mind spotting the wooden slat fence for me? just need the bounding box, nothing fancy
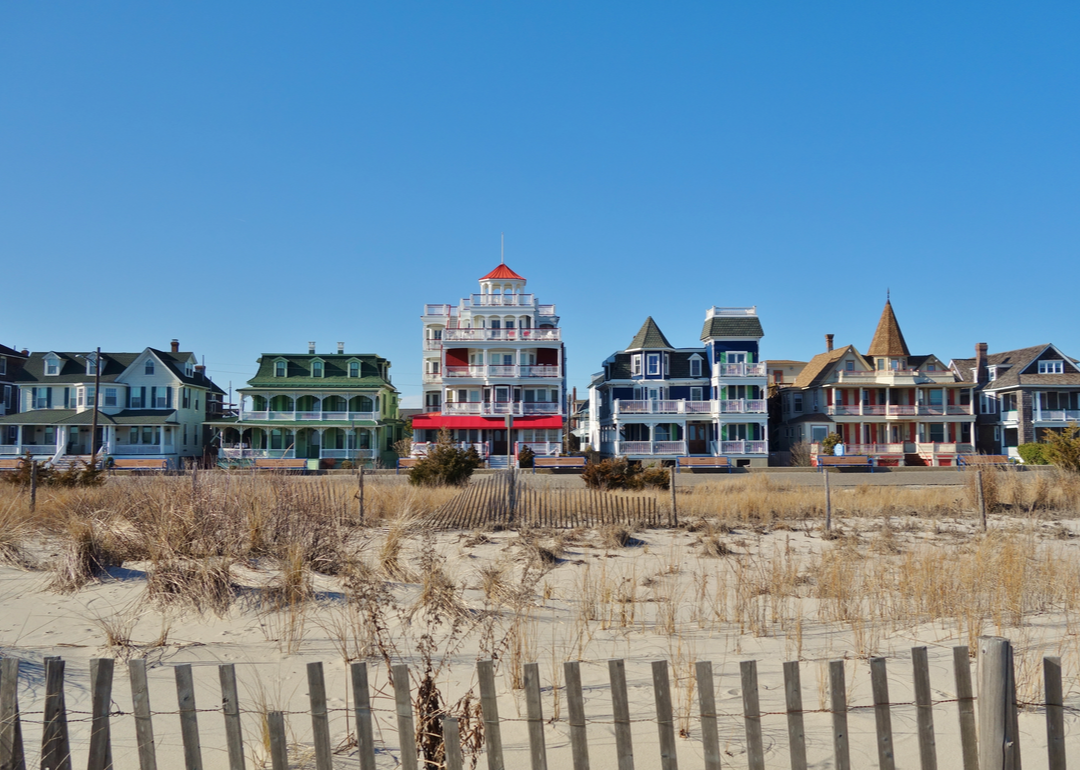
[426,472,667,530]
[0,636,1065,770]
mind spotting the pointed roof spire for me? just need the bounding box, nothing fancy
[480,263,525,280]
[627,317,674,351]
[867,297,911,357]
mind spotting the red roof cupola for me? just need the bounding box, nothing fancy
[480,263,525,281]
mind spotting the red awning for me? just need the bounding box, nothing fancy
[412,413,562,429]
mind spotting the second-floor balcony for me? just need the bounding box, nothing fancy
[612,399,766,416]
[826,404,973,417]
[238,410,379,422]
[444,365,561,379]
[442,328,561,342]
[716,363,767,378]
[442,402,562,416]
[1035,409,1080,422]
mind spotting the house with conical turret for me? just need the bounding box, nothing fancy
[775,298,976,466]
[588,306,768,466]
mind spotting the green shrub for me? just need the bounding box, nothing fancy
[1045,423,1080,474]
[582,458,669,491]
[409,431,483,487]
[1017,443,1051,465]
[819,432,842,457]
[2,452,103,487]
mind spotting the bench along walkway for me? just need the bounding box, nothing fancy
[958,454,1013,468]
[675,456,732,473]
[0,636,1056,770]
[110,459,168,473]
[532,456,586,473]
[817,455,875,471]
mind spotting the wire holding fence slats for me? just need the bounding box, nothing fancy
[0,637,1071,770]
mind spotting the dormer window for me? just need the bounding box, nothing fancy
[185,362,194,377]
[86,354,98,376]
[989,366,998,381]
[690,358,702,377]
[845,361,854,371]
[145,360,155,376]
[927,363,936,371]
[45,356,60,376]
[1039,360,1064,374]
[275,361,287,377]
[349,361,360,378]
[312,360,324,378]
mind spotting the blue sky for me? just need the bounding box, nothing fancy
[3,2,1078,406]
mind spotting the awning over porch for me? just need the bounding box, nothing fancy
[412,413,563,429]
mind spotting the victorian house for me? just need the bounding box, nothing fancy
[589,306,768,466]
[0,340,223,466]
[208,343,402,468]
[950,342,1080,460]
[414,263,566,467]
[776,299,976,466]
[0,345,29,423]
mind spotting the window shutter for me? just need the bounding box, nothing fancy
[46,388,52,408]
[126,388,131,408]
[64,387,70,408]
[140,386,146,408]
[150,387,157,408]
[166,387,173,408]
[31,387,37,409]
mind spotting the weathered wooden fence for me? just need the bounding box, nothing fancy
[0,637,1066,770]
[426,473,667,530]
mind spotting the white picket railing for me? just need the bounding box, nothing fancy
[220,448,297,459]
[720,440,767,454]
[0,444,57,455]
[442,328,561,342]
[616,440,687,455]
[441,402,561,416]
[515,441,561,457]
[614,400,715,415]
[718,363,767,378]
[238,411,377,422]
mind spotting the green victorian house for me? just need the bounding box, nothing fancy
[209,345,402,468]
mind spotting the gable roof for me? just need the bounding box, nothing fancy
[867,300,911,357]
[480,263,525,281]
[0,344,27,359]
[15,350,218,390]
[700,315,764,340]
[791,345,857,388]
[954,344,1080,389]
[627,317,674,351]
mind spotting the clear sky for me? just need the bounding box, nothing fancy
[3,3,1078,406]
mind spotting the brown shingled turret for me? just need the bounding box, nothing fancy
[867,299,910,358]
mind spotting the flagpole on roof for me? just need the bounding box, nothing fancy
[501,232,505,264]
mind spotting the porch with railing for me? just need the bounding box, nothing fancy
[442,328,561,342]
[411,441,489,458]
[0,444,58,456]
[719,440,768,454]
[1035,409,1080,422]
[515,441,561,457]
[444,365,560,379]
[238,410,378,422]
[442,402,562,416]
[615,440,687,456]
[717,362,767,378]
[827,404,973,416]
[614,399,714,415]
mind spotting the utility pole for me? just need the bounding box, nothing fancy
[89,346,102,469]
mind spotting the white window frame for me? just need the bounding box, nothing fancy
[988,366,997,381]
[45,357,60,376]
[646,354,660,376]
[275,360,287,377]
[349,361,360,378]
[690,358,702,377]
[145,359,155,375]
[980,393,998,414]
[311,360,324,378]
[104,388,118,407]
[631,355,642,376]
[690,386,703,401]
[1039,360,1064,374]
[793,394,803,413]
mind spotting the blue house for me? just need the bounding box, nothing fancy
[588,307,768,466]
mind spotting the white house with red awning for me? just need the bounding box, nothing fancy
[415,262,567,467]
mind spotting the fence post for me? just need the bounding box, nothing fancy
[41,657,68,770]
[443,717,464,770]
[978,637,1020,770]
[29,463,37,514]
[740,660,765,770]
[953,646,979,770]
[782,661,807,770]
[608,659,635,770]
[391,665,418,770]
[358,464,365,522]
[307,663,334,770]
[351,662,377,770]
[694,661,721,770]
[829,660,850,770]
[218,664,245,770]
[1044,656,1065,770]
[651,661,678,770]
[977,470,987,531]
[523,663,548,770]
[824,468,832,531]
[869,657,895,770]
[669,468,677,528]
[129,659,158,770]
[0,658,25,770]
[477,660,505,770]
[87,658,114,770]
[564,661,590,770]
[175,664,204,770]
[911,647,937,770]
[266,712,289,770]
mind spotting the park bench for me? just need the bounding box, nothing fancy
[532,456,587,473]
[818,455,874,471]
[675,457,732,473]
[958,454,1012,469]
[396,457,420,474]
[0,459,25,472]
[254,458,308,473]
[111,458,169,473]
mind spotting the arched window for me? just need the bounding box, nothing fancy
[349,361,360,377]
[312,360,324,377]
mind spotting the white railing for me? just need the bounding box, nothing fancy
[615,399,715,415]
[0,444,58,455]
[423,304,456,316]
[835,370,958,384]
[827,404,973,417]
[412,442,489,458]
[537,304,557,315]
[516,441,561,457]
[445,366,487,378]
[238,411,378,422]
[916,443,975,455]
[442,328,561,342]
[319,449,376,459]
[718,363,767,378]
[519,365,560,378]
[1036,409,1080,422]
[111,445,169,455]
[719,399,768,414]
[220,448,297,460]
[423,339,443,351]
[443,365,560,379]
[466,294,535,307]
[616,441,686,456]
[442,402,562,416]
[720,440,768,454]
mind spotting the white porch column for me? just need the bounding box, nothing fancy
[57,426,66,454]
[317,428,326,458]
[15,425,22,450]
[159,426,167,454]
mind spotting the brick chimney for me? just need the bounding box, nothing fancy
[975,342,989,384]
[20,349,28,356]
[825,334,834,352]
[194,364,206,381]
[170,339,180,353]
